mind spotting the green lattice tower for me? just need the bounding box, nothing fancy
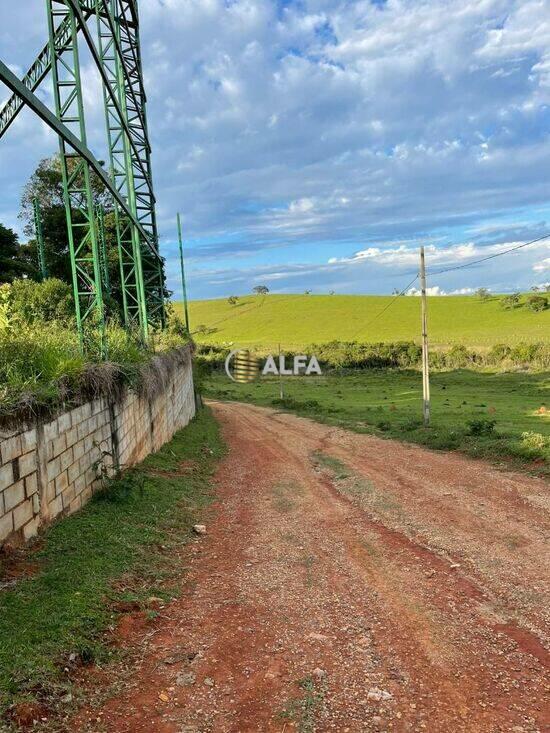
[116,0,166,329]
[33,197,48,280]
[95,0,149,339]
[46,0,106,353]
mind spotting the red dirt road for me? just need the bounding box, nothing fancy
[76,401,549,733]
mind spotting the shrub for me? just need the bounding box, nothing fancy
[466,418,496,436]
[3,278,74,325]
[500,293,521,310]
[520,431,550,451]
[526,295,548,312]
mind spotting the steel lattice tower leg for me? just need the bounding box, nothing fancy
[33,197,48,280]
[95,0,149,339]
[116,0,166,328]
[46,0,106,353]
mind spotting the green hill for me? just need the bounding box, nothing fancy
[175,293,550,349]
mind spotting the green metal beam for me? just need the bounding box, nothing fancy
[176,212,190,332]
[0,60,162,264]
[95,0,149,339]
[33,198,48,280]
[94,203,110,295]
[46,0,105,352]
[0,0,135,139]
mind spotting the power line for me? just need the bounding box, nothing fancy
[427,233,550,277]
[347,273,419,341]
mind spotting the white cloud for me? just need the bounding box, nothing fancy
[1,0,549,298]
[533,257,550,272]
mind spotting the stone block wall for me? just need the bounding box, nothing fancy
[0,347,195,545]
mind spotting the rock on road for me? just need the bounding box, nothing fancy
[77,401,549,733]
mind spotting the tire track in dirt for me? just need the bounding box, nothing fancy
[72,401,549,733]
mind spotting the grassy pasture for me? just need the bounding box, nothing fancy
[178,293,550,349]
[203,370,550,470]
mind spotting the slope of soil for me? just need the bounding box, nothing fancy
[73,401,549,733]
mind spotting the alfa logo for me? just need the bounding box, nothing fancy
[225,349,322,383]
[225,349,261,383]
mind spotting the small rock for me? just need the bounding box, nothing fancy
[204,677,215,687]
[158,691,170,702]
[367,687,392,702]
[307,632,329,642]
[176,672,196,686]
[312,667,327,679]
[450,563,461,570]
[193,524,207,535]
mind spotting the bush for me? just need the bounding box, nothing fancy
[1,278,74,326]
[466,418,496,436]
[520,431,550,452]
[500,293,521,310]
[526,295,548,312]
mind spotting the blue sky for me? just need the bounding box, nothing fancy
[1,0,549,300]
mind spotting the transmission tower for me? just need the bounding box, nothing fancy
[0,0,166,348]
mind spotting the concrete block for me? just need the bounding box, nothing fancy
[24,472,38,498]
[1,434,22,464]
[57,412,72,433]
[68,495,82,515]
[55,471,68,496]
[43,419,58,442]
[3,480,25,512]
[68,460,81,485]
[21,428,37,453]
[47,456,61,482]
[45,480,56,504]
[0,512,14,541]
[47,495,63,519]
[50,434,66,460]
[22,515,40,541]
[65,427,78,447]
[73,440,85,461]
[0,462,13,491]
[19,451,37,478]
[60,447,73,473]
[13,499,33,531]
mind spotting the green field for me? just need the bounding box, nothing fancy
[202,370,550,470]
[177,294,550,349]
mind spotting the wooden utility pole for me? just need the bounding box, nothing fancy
[278,343,284,400]
[420,247,431,426]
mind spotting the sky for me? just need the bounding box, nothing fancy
[1,0,549,300]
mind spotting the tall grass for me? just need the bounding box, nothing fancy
[0,279,191,421]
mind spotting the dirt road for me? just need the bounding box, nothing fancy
[77,401,549,733]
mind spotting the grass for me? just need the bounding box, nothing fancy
[203,370,550,470]
[179,293,550,349]
[0,407,224,722]
[279,675,327,733]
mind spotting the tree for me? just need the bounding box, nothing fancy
[476,287,490,301]
[304,289,312,295]
[227,295,239,306]
[19,155,112,285]
[500,293,521,310]
[252,285,269,295]
[329,290,335,295]
[526,294,548,312]
[18,155,170,319]
[0,224,33,283]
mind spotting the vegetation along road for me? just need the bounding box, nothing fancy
[71,401,548,733]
